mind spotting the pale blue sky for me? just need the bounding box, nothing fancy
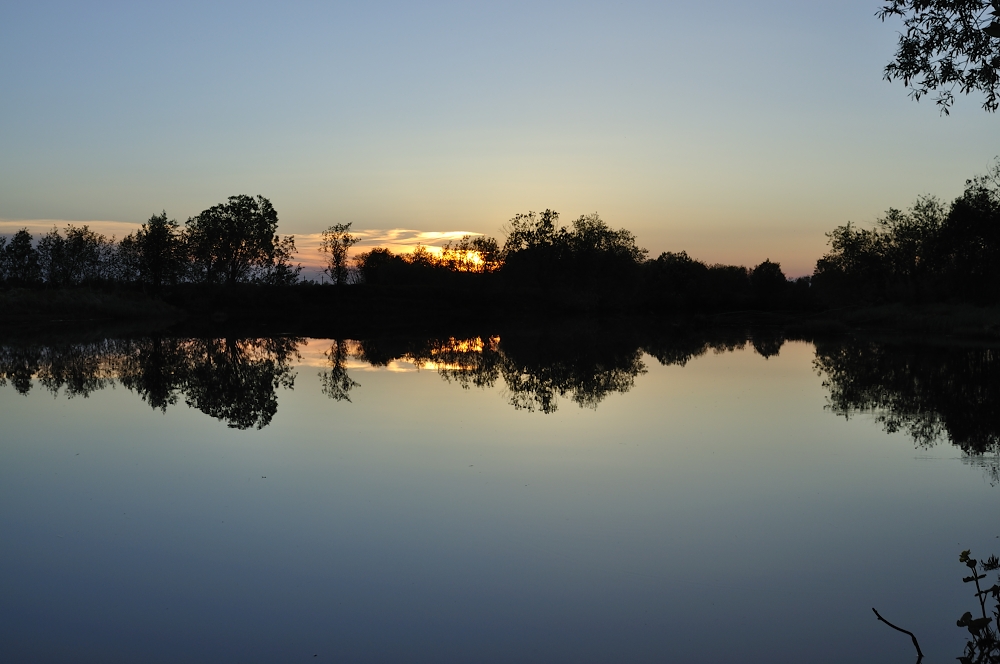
[1,0,995,275]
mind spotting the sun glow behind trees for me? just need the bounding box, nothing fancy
[0,222,493,281]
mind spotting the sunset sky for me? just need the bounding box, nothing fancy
[1,0,995,277]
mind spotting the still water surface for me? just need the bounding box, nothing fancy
[1,331,997,663]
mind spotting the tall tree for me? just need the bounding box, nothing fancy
[185,195,294,285]
[318,223,358,285]
[879,0,1000,113]
[126,211,184,291]
[2,230,41,285]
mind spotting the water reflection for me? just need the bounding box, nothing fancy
[319,338,360,402]
[5,330,1000,460]
[814,339,1000,455]
[353,333,650,413]
[0,337,301,429]
[1,329,774,424]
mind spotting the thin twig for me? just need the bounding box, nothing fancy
[873,607,924,661]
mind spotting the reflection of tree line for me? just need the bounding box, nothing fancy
[814,339,1000,459]
[332,328,785,414]
[6,332,1000,453]
[344,334,648,413]
[0,329,786,425]
[0,337,300,430]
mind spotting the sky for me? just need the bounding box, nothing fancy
[0,0,996,277]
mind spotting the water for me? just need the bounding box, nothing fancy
[1,330,997,663]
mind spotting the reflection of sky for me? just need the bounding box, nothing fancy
[0,340,991,662]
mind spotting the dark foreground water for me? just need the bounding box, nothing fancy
[1,329,998,663]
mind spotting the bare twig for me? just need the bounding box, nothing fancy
[873,607,924,662]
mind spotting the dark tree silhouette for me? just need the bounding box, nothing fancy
[185,195,299,285]
[319,223,358,285]
[353,247,403,285]
[0,229,41,285]
[499,210,647,293]
[750,260,788,298]
[879,0,1000,113]
[120,212,185,292]
[36,225,116,287]
[813,161,1000,304]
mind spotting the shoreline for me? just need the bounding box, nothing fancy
[2,285,1000,343]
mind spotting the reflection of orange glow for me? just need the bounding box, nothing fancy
[296,337,500,373]
[429,336,500,355]
[419,361,476,371]
[420,336,501,372]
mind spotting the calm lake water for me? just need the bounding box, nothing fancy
[1,329,998,663]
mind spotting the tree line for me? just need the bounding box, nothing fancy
[813,160,1000,305]
[2,160,998,313]
[0,195,299,291]
[0,200,807,313]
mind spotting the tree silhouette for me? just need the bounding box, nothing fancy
[499,210,647,295]
[185,195,298,285]
[34,225,115,287]
[879,0,1000,113]
[319,223,359,285]
[120,212,185,291]
[750,259,788,303]
[813,161,1000,304]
